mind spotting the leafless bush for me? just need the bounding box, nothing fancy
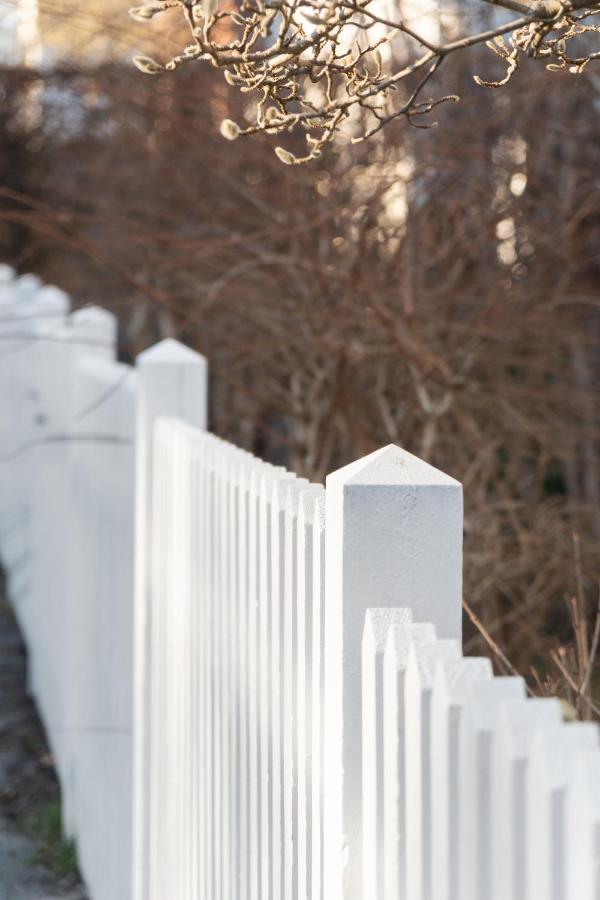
[0,50,598,703]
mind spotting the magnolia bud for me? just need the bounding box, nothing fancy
[129,5,163,21]
[275,147,296,165]
[132,55,165,74]
[220,119,241,140]
[203,0,219,19]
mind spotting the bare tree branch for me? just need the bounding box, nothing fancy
[129,0,600,160]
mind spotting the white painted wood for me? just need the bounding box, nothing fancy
[213,439,226,900]
[310,492,326,900]
[70,305,116,358]
[382,622,436,900]
[405,639,461,900]
[132,339,207,900]
[526,723,599,900]
[261,470,296,900]
[27,308,110,763]
[225,446,244,900]
[296,486,325,900]
[430,656,492,900]
[0,262,14,283]
[459,677,527,900]
[266,473,288,900]
[324,445,463,900]
[186,431,202,900]
[362,608,412,900]
[248,462,266,900]
[15,272,42,300]
[491,697,563,900]
[198,433,217,900]
[62,352,136,900]
[225,450,252,898]
[8,298,136,900]
[0,286,71,612]
[283,479,309,900]
[235,447,258,898]
[567,747,600,900]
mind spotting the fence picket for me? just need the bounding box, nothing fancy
[382,622,436,900]
[526,723,599,900]
[362,608,412,900]
[296,486,325,900]
[430,657,492,900]
[283,480,310,900]
[405,639,461,900]
[310,493,326,900]
[567,747,600,900]
[491,697,562,900]
[459,677,527,900]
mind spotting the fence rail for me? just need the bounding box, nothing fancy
[0,267,598,900]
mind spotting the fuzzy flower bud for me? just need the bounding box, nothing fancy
[220,119,241,140]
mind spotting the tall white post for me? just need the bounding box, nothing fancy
[324,444,463,900]
[132,338,207,900]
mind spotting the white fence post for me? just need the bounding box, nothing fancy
[324,444,463,900]
[1,282,71,609]
[27,306,114,786]
[64,353,135,900]
[132,339,207,900]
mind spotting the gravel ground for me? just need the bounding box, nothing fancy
[0,587,88,900]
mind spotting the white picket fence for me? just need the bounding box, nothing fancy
[0,267,598,900]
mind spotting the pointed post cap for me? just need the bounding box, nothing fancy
[0,263,15,283]
[433,656,492,706]
[36,284,71,316]
[363,608,413,656]
[327,444,461,489]
[16,273,42,301]
[137,337,206,367]
[71,305,116,345]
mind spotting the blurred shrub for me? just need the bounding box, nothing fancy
[0,52,598,684]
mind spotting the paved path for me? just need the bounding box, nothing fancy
[0,588,88,900]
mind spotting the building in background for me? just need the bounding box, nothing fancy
[0,0,42,66]
[0,0,173,67]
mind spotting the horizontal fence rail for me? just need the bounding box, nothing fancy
[0,266,598,900]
